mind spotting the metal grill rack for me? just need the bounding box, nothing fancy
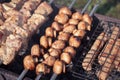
[72,15,120,80]
[0,0,120,80]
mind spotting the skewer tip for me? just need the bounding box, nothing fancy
[35,72,43,80]
[17,69,28,80]
[49,0,54,5]
[50,73,58,80]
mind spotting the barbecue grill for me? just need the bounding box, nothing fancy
[0,0,120,80]
[72,17,120,80]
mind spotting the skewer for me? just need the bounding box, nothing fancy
[17,69,28,80]
[50,0,101,80]
[50,73,58,80]
[49,0,54,4]
[49,1,94,80]
[35,0,78,80]
[68,0,77,9]
[89,0,101,17]
[35,72,43,80]
[18,44,41,80]
[81,0,92,14]
[0,60,3,66]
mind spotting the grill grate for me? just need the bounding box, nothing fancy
[72,17,120,80]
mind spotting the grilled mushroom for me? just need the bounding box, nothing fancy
[36,63,50,75]
[68,18,79,25]
[52,40,65,50]
[40,36,48,49]
[77,21,86,30]
[72,12,82,20]
[23,55,35,70]
[43,53,50,60]
[63,24,76,33]
[60,52,72,64]
[43,56,56,67]
[51,22,63,31]
[69,36,81,48]
[82,13,92,25]
[31,44,40,57]
[58,31,70,41]
[48,37,52,47]
[49,48,61,58]
[45,27,54,37]
[55,13,69,24]
[53,60,65,74]
[59,6,72,16]
[64,46,76,57]
[73,29,86,38]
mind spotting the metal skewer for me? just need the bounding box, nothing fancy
[35,72,43,80]
[89,0,101,16]
[0,60,3,66]
[68,0,77,9]
[17,69,28,80]
[50,73,58,80]
[81,0,92,14]
[49,0,54,4]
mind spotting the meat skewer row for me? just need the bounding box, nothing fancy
[0,0,42,65]
[17,0,54,79]
[0,1,53,65]
[97,38,120,80]
[98,27,120,65]
[82,32,108,71]
[17,44,42,80]
[50,3,100,80]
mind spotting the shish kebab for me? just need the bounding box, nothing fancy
[0,0,53,65]
[37,0,92,79]
[36,0,95,79]
[50,2,100,80]
[17,0,54,80]
[0,0,42,65]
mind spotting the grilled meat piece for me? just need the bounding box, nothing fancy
[97,38,120,80]
[82,32,108,71]
[98,27,119,65]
